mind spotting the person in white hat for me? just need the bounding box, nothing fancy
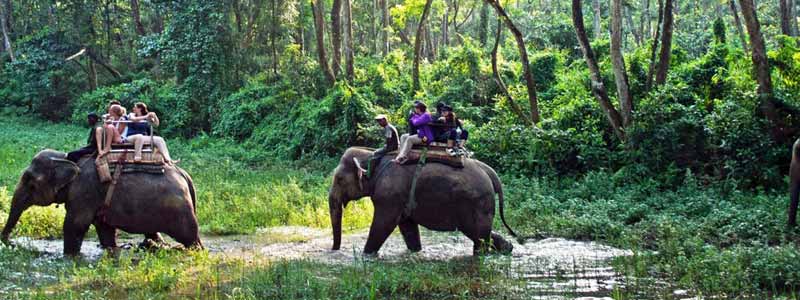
[374,114,399,158]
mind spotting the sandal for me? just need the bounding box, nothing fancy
[392,157,407,164]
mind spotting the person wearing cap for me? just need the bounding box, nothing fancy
[373,114,400,157]
[439,105,469,156]
[394,101,434,164]
[67,112,101,162]
[407,100,422,135]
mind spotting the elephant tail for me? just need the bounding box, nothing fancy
[177,167,198,214]
[479,162,518,238]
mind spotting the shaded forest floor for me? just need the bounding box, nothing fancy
[2,115,800,299]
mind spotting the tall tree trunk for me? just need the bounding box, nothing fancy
[382,0,390,55]
[781,0,795,36]
[130,0,146,36]
[487,0,540,124]
[298,0,306,54]
[312,0,336,84]
[592,0,602,39]
[740,0,787,139]
[792,0,799,35]
[344,0,354,79]
[625,4,641,45]
[478,1,489,46]
[441,6,449,49]
[412,0,434,92]
[642,0,651,40]
[654,0,673,86]
[331,0,342,75]
[611,0,633,127]
[426,23,436,60]
[372,0,379,54]
[0,0,13,62]
[645,0,663,91]
[729,0,749,51]
[491,18,530,126]
[2,0,10,36]
[271,0,280,76]
[572,0,625,140]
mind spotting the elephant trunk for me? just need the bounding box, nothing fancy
[2,190,30,244]
[329,194,343,251]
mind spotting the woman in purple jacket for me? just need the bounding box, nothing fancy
[394,101,434,164]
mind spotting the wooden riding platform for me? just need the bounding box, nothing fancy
[392,142,465,168]
[108,143,165,165]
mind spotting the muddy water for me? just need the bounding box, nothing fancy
[10,227,670,299]
[205,228,634,298]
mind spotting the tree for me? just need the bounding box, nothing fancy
[572,0,625,140]
[312,0,335,84]
[344,0,354,79]
[331,0,342,75]
[478,1,489,46]
[0,0,13,62]
[740,0,788,140]
[729,0,748,51]
[486,0,540,124]
[611,0,633,126]
[592,0,602,39]
[654,0,673,86]
[131,0,146,36]
[412,0,434,92]
[780,0,796,36]
[382,0,390,55]
[490,17,530,126]
[645,0,663,91]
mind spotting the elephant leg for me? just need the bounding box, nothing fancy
[166,213,203,250]
[462,215,493,256]
[363,211,399,255]
[63,213,93,256]
[491,232,513,254]
[94,221,118,249]
[398,219,422,252]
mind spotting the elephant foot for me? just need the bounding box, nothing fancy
[362,251,380,259]
[491,233,514,255]
[139,238,169,251]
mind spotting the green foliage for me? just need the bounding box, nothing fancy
[0,28,82,121]
[158,0,235,135]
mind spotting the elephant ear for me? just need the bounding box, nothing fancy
[50,157,80,192]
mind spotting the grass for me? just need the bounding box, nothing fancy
[0,245,524,300]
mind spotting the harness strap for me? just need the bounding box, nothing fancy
[404,147,428,217]
[99,155,126,222]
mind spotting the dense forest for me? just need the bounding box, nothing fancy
[2,0,800,298]
[0,0,798,187]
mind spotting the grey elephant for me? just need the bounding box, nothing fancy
[329,147,516,255]
[1,150,202,256]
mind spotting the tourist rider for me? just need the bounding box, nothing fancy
[439,105,469,156]
[124,102,178,165]
[394,101,434,164]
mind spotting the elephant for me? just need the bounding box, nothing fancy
[328,147,517,255]
[790,139,800,227]
[1,149,203,256]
